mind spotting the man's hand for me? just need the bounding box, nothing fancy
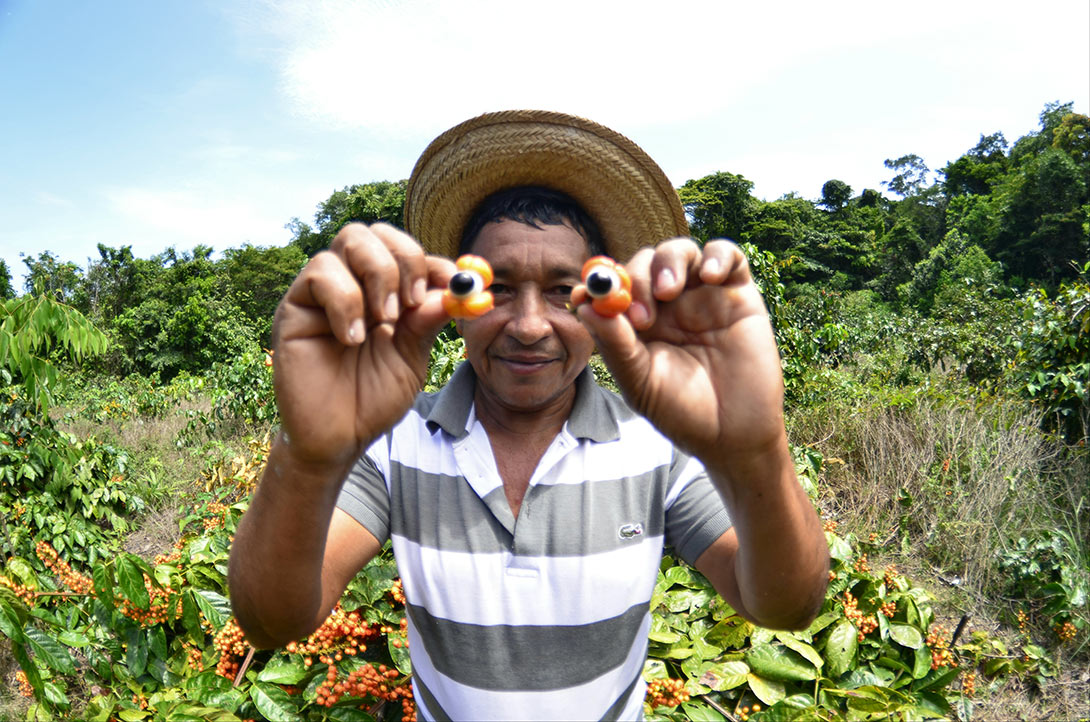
[573,238,783,467]
[574,238,829,629]
[273,223,456,469]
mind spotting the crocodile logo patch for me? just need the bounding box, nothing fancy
[618,522,644,540]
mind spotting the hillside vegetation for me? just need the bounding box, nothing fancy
[1,102,1087,721]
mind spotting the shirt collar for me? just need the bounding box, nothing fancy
[424,361,622,442]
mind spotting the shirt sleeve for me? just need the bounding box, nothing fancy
[663,450,732,565]
[336,436,392,544]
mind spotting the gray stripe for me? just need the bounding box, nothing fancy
[665,473,732,564]
[412,675,451,722]
[407,601,649,691]
[388,460,670,556]
[336,451,392,543]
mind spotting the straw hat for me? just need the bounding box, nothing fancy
[404,110,688,262]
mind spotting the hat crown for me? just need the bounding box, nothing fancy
[405,110,687,262]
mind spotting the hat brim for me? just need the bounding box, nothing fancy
[404,110,688,262]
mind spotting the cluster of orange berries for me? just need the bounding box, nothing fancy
[315,661,415,720]
[735,703,762,720]
[287,605,381,663]
[390,579,406,605]
[379,619,410,649]
[118,575,179,627]
[0,573,36,605]
[182,641,204,672]
[822,519,838,533]
[35,541,93,594]
[15,670,33,698]
[1016,610,1029,634]
[926,625,957,670]
[1055,621,1077,643]
[645,677,689,708]
[880,600,898,618]
[213,617,250,680]
[131,692,149,710]
[883,564,900,590]
[961,671,977,697]
[853,554,871,574]
[842,591,878,642]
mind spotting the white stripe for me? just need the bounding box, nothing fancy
[408,612,650,721]
[392,534,663,627]
[537,417,675,486]
[665,454,707,508]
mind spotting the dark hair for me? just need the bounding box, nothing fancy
[459,186,606,257]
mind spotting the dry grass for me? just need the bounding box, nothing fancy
[789,388,1090,722]
[791,393,1076,598]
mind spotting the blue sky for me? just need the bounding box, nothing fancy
[2,0,1088,292]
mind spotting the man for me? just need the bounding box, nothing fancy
[229,110,829,720]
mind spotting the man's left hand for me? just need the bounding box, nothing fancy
[573,238,784,468]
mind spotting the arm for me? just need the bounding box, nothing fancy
[574,239,828,629]
[229,223,455,648]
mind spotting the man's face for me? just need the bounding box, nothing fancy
[458,219,595,419]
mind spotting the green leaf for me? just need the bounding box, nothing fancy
[126,625,148,678]
[825,618,859,678]
[745,643,818,682]
[696,660,750,691]
[118,709,149,721]
[328,708,376,722]
[0,599,27,643]
[117,556,150,610]
[746,672,786,705]
[777,634,824,670]
[192,590,232,629]
[679,700,726,721]
[148,625,168,660]
[388,635,412,674]
[250,682,303,722]
[42,680,70,707]
[24,627,76,674]
[256,656,309,685]
[888,623,924,649]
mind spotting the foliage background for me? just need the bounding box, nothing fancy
[1,102,1088,721]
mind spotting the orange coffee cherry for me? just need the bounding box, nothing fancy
[443,255,494,319]
[579,256,631,317]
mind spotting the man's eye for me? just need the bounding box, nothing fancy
[488,284,513,297]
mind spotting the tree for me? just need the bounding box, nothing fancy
[882,154,931,198]
[820,180,853,212]
[0,259,14,300]
[677,171,758,242]
[290,180,408,257]
[21,252,81,303]
[942,133,1009,197]
[221,243,307,342]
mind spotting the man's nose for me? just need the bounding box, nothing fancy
[506,290,552,345]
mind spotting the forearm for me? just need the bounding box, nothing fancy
[228,433,354,648]
[704,433,829,629]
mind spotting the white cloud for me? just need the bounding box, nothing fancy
[105,186,292,250]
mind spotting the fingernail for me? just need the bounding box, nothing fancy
[628,302,650,327]
[658,268,676,290]
[385,293,399,321]
[412,278,427,306]
[703,258,721,276]
[348,319,364,343]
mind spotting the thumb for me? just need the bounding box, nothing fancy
[575,302,649,394]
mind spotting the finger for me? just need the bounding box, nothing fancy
[575,301,649,394]
[649,238,702,302]
[280,250,366,346]
[331,223,401,324]
[700,239,752,287]
[370,223,430,308]
[623,247,656,330]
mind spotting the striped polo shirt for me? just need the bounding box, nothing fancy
[337,363,732,721]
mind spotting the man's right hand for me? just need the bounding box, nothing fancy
[272,222,456,470]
